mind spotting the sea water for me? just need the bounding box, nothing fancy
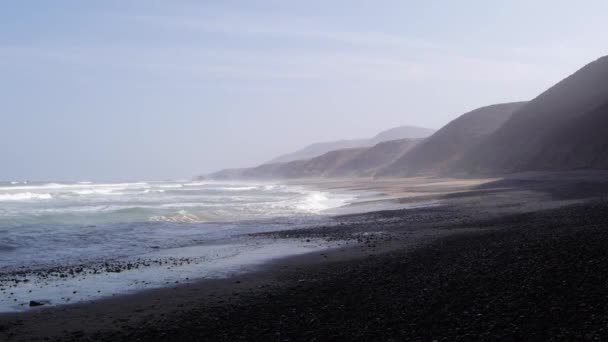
[0,180,355,312]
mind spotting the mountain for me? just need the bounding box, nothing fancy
[328,139,418,177]
[207,55,608,180]
[367,126,436,145]
[207,138,420,180]
[377,102,526,177]
[279,147,369,178]
[527,103,608,170]
[267,140,368,165]
[267,125,435,164]
[460,55,608,174]
[209,148,364,180]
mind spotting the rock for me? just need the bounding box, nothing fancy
[29,300,45,307]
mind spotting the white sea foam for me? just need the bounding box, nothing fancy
[0,192,53,201]
[217,186,258,191]
[149,210,204,223]
[0,182,149,192]
[263,184,286,191]
[296,191,350,212]
[183,182,207,187]
[143,189,165,193]
[73,189,116,195]
[156,184,184,189]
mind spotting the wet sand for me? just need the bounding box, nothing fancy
[3,171,608,341]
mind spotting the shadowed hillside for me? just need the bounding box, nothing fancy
[519,103,608,170]
[460,56,608,174]
[377,102,526,177]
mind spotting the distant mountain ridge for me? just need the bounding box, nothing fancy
[204,55,608,180]
[209,138,420,180]
[267,125,435,164]
[204,104,520,180]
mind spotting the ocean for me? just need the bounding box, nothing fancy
[0,180,356,312]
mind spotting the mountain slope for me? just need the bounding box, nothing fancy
[207,139,420,180]
[267,125,434,164]
[216,148,367,179]
[377,102,526,176]
[460,55,608,174]
[267,140,367,165]
[516,102,608,170]
[367,126,435,145]
[280,148,369,178]
[329,139,419,177]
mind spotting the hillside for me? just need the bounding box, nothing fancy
[518,102,608,170]
[267,125,434,164]
[460,56,608,174]
[377,102,526,176]
[367,126,435,145]
[207,139,420,180]
[208,55,608,180]
[279,148,368,178]
[209,148,365,179]
[329,139,418,177]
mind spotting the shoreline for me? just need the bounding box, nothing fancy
[0,181,380,314]
[0,209,467,341]
[0,177,459,315]
[3,171,608,340]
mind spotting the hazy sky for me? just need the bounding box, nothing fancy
[1,1,607,181]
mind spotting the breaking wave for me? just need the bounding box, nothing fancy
[149,210,205,223]
[0,180,355,225]
[0,192,53,201]
[217,186,258,191]
[296,192,349,212]
[0,182,149,192]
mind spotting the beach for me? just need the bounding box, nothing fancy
[5,2,608,341]
[2,171,608,341]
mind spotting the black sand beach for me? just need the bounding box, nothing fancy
[3,172,608,341]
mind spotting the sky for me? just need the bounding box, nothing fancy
[1,0,607,181]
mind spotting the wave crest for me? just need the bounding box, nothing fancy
[149,210,205,223]
[0,192,53,201]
